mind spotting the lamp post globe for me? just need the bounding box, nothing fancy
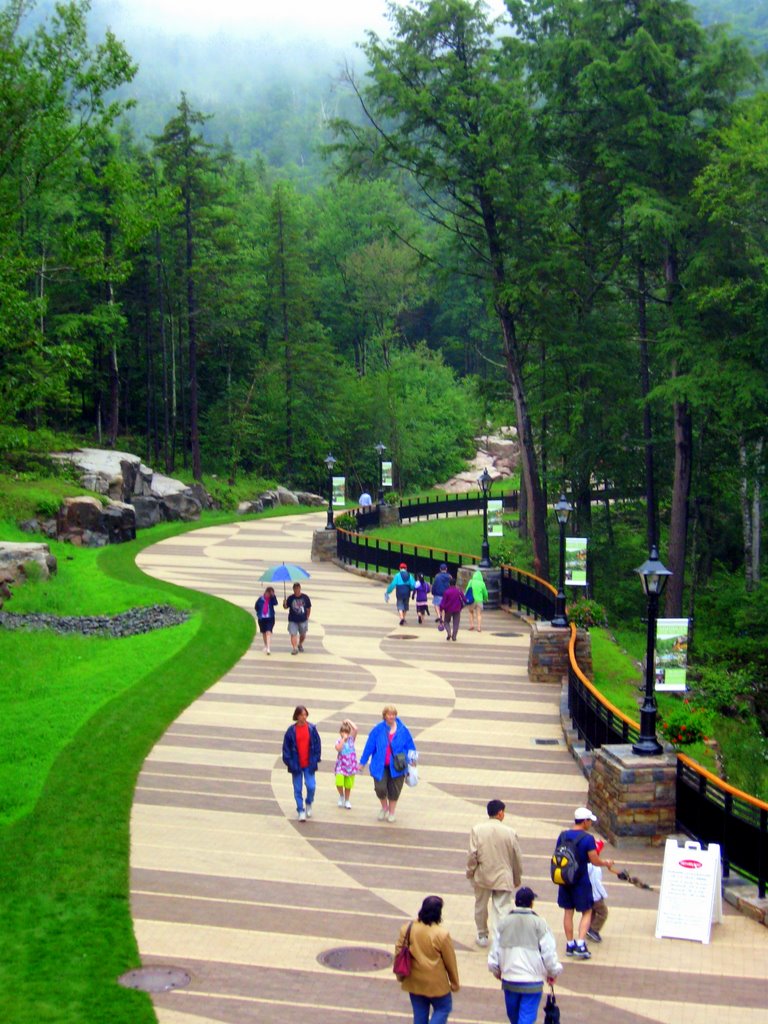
[632,545,672,756]
[551,493,572,628]
[324,453,337,530]
[478,468,492,568]
[375,441,386,506]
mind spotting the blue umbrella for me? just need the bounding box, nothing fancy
[259,562,311,597]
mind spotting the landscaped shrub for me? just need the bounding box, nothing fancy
[567,598,608,629]
[659,700,710,746]
[693,665,752,718]
[334,512,358,531]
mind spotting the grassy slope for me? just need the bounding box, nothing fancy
[365,515,533,569]
[0,515,256,1023]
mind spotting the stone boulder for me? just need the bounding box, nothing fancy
[56,496,136,546]
[18,518,57,538]
[237,500,264,515]
[160,491,202,522]
[149,472,190,498]
[0,542,58,605]
[295,491,326,507]
[130,496,163,529]
[276,486,299,506]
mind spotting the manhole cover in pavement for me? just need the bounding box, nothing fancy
[117,967,191,993]
[317,947,394,972]
[387,633,418,640]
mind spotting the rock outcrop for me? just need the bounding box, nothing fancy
[0,542,57,608]
[52,448,204,541]
[436,429,520,493]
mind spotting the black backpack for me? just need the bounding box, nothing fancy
[551,833,587,886]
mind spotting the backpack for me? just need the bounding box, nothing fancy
[551,833,587,886]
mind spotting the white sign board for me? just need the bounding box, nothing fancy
[656,839,723,943]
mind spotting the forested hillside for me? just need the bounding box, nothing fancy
[1,0,767,624]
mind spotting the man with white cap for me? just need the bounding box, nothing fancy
[553,806,614,959]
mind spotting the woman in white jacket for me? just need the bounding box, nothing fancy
[488,887,562,1024]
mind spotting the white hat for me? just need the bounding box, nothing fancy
[574,806,597,822]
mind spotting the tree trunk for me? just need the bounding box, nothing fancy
[155,230,171,474]
[275,198,294,482]
[184,190,202,481]
[665,398,692,617]
[637,259,657,550]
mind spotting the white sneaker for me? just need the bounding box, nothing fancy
[387,813,396,823]
[298,810,306,822]
[377,808,388,820]
[338,796,344,807]
[345,800,352,809]
[305,804,313,819]
[476,935,489,947]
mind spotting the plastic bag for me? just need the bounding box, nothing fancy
[406,764,419,787]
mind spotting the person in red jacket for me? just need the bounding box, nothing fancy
[282,705,322,822]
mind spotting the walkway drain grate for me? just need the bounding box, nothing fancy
[533,738,561,746]
[387,634,418,640]
[117,966,191,993]
[491,631,522,637]
[317,947,394,972]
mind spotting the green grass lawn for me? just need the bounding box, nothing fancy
[0,512,257,1023]
[364,514,533,570]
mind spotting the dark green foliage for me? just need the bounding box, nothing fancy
[567,598,608,630]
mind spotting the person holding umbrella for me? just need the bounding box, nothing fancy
[284,581,312,654]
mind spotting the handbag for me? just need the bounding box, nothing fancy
[464,588,475,605]
[393,922,413,979]
[393,751,407,772]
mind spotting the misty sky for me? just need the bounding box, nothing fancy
[114,0,509,43]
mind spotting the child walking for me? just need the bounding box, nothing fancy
[415,574,431,624]
[587,839,612,942]
[334,719,359,809]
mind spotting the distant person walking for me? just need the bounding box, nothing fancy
[467,799,523,947]
[282,705,321,822]
[334,718,359,809]
[488,887,562,1024]
[439,578,465,641]
[465,568,489,632]
[385,563,417,626]
[359,490,373,511]
[431,563,452,629]
[415,574,431,624]
[254,585,278,654]
[360,704,416,822]
[395,895,460,1024]
[552,806,614,959]
[284,581,311,654]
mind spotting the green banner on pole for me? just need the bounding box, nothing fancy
[382,461,393,488]
[332,476,346,507]
[655,618,689,692]
[487,499,503,537]
[565,537,588,586]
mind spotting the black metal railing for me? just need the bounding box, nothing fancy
[676,754,768,899]
[336,529,478,580]
[398,490,519,523]
[336,528,551,621]
[567,631,640,749]
[500,566,557,622]
[566,626,768,897]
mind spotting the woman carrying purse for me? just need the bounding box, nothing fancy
[394,895,460,1024]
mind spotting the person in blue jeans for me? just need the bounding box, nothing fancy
[488,887,562,1024]
[281,705,321,822]
[395,895,460,1024]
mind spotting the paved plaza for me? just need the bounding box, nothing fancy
[133,513,768,1024]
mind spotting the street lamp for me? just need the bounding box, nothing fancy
[375,441,387,506]
[552,493,573,628]
[324,452,337,530]
[632,545,673,756]
[478,468,492,568]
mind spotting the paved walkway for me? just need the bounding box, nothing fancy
[133,513,767,1024]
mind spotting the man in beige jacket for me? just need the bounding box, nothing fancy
[466,799,523,946]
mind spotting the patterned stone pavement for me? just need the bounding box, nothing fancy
[133,513,768,1024]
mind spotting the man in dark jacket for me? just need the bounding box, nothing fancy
[431,563,452,627]
[282,705,321,822]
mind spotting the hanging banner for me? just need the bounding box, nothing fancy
[655,618,689,692]
[381,461,393,488]
[565,537,588,586]
[487,499,503,537]
[656,839,722,944]
[332,476,346,507]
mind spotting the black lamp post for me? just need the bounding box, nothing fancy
[375,441,386,506]
[552,493,573,628]
[324,452,337,530]
[632,545,672,756]
[478,468,492,568]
